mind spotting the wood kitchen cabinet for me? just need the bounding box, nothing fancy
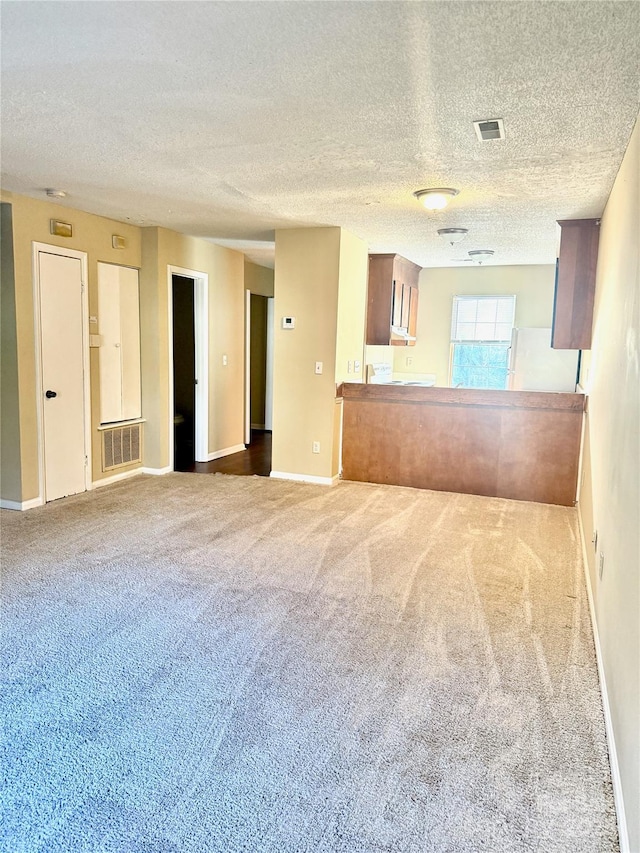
[366,254,422,347]
[552,219,600,349]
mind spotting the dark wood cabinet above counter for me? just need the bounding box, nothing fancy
[552,219,600,350]
[366,253,422,347]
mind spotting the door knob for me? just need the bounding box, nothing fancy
[45,390,57,398]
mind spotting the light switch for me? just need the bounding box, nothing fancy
[315,361,323,374]
[354,360,361,372]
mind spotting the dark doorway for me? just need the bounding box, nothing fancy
[172,275,195,471]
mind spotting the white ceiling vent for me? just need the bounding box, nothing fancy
[473,119,505,142]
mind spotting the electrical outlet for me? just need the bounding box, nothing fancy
[599,551,605,580]
[592,530,598,553]
[406,356,413,366]
[315,361,323,374]
[222,354,228,366]
[354,360,361,372]
[312,441,320,454]
[347,360,353,373]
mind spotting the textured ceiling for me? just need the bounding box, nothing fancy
[1,1,639,268]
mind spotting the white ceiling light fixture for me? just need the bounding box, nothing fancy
[413,188,459,210]
[468,249,495,264]
[45,188,67,198]
[437,227,468,245]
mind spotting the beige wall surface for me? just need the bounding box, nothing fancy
[147,228,245,468]
[272,227,341,479]
[245,260,274,297]
[1,203,22,501]
[393,265,556,386]
[578,118,639,851]
[0,192,142,500]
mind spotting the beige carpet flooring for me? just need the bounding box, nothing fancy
[1,473,618,852]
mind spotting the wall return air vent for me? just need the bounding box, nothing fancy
[102,423,142,471]
[473,118,505,141]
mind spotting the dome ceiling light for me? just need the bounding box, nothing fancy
[437,227,468,245]
[413,188,459,210]
[468,249,495,264]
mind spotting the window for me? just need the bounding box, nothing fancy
[450,295,516,389]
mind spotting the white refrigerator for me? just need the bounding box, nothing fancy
[509,328,579,392]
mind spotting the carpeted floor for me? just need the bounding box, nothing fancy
[1,474,618,852]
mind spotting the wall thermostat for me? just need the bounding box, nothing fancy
[281,317,295,329]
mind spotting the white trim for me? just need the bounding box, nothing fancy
[245,289,251,446]
[32,242,91,505]
[0,496,44,511]
[167,266,209,468]
[97,417,146,431]
[141,466,173,475]
[270,471,338,486]
[91,468,142,489]
[577,508,629,852]
[265,297,274,431]
[205,443,246,462]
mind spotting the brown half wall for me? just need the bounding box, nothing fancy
[339,384,585,506]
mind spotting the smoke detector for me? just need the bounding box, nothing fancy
[473,119,505,142]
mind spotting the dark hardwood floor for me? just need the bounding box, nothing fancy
[185,430,272,477]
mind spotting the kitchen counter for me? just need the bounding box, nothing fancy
[338,383,585,506]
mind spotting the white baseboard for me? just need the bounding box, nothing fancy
[270,471,338,486]
[577,508,629,852]
[92,468,142,489]
[141,466,173,475]
[0,496,44,511]
[203,444,246,462]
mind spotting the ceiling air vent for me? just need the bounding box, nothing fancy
[473,118,505,142]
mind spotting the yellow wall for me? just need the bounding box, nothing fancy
[393,265,556,385]
[272,228,341,480]
[271,227,368,481]
[1,203,21,501]
[0,191,142,500]
[578,118,639,851]
[141,227,245,469]
[0,193,246,497]
[245,260,274,297]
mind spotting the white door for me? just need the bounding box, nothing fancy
[38,251,88,501]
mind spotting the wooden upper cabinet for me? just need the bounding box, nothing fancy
[552,219,600,350]
[366,253,422,347]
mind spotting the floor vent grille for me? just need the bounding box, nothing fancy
[102,424,142,471]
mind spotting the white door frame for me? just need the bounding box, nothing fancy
[167,266,209,466]
[244,289,251,445]
[32,242,91,502]
[265,297,274,431]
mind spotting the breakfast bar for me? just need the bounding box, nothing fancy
[339,384,585,506]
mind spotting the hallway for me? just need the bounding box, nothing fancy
[189,430,271,478]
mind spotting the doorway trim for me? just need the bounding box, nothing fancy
[32,242,91,503]
[244,289,251,445]
[167,266,209,468]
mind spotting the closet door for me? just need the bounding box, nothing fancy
[98,263,141,424]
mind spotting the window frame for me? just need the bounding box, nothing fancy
[448,295,517,389]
